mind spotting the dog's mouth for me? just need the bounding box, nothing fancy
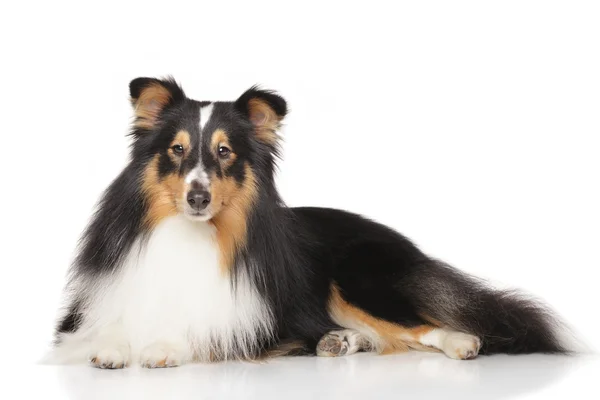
[183,209,212,222]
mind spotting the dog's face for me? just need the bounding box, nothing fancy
[129,78,286,227]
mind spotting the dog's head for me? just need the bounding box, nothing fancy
[128,77,287,227]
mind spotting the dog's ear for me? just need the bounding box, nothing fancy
[234,86,287,145]
[129,77,185,130]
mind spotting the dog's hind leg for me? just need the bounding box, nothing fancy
[316,329,373,357]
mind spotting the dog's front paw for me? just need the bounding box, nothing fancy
[140,342,186,368]
[89,347,130,369]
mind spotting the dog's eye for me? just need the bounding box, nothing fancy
[218,146,231,159]
[172,144,184,155]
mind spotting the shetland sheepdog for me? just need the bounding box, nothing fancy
[48,77,569,368]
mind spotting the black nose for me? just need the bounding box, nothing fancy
[187,189,211,211]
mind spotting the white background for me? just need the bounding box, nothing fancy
[1,1,598,399]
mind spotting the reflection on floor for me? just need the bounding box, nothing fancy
[14,352,600,400]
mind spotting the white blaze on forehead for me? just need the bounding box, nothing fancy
[184,102,214,188]
[199,103,214,131]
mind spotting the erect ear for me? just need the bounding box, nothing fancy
[129,77,185,130]
[234,86,287,144]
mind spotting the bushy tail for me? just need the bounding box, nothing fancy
[404,260,574,354]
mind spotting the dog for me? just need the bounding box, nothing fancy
[48,77,569,368]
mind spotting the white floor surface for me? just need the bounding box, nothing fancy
[5,353,598,400]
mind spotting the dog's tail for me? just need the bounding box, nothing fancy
[403,259,578,354]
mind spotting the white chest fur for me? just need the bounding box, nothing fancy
[53,215,273,365]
